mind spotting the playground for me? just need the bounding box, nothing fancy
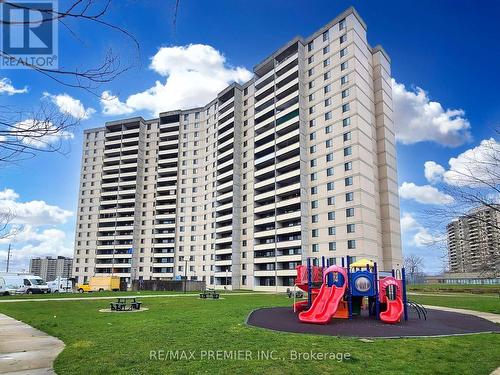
[246,257,500,339]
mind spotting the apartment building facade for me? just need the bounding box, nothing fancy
[73,7,402,290]
[447,205,500,275]
[30,256,73,281]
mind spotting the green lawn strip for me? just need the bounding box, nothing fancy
[409,294,500,314]
[0,289,261,300]
[0,294,498,374]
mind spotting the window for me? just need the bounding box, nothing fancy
[342,103,350,112]
[341,61,348,71]
[328,227,336,236]
[310,131,316,140]
[340,47,348,58]
[344,161,352,171]
[309,81,315,89]
[324,71,331,80]
[323,45,330,54]
[308,41,314,52]
[326,153,334,162]
[329,242,337,251]
[327,167,334,176]
[309,93,314,102]
[342,88,349,98]
[327,182,334,190]
[311,200,318,209]
[341,75,349,85]
[328,211,335,220]
[343,117,351,127]
[347,224,356,233]
[312,214,319,223]
[346,208,355,217]
[310,119,316,127]
[326,139,333,148]
[323,30,329,41]
[312,244,319,252]
[310,159,317,167]
[340,34,347,44]
[324,97,332,106]
[311,173,317,181]
[312,229,318,237]
[345,176,353,186]
[308,56,314,64]
[347,240,356,249]
[325,112,332,121]
[311,186,318,194]
[339,18,346,30]
[344,146,352,156]
[324,84,331,93]
[308,68,314,77]
[343,132,352,141]
[323,58,331,67]
[310,145,317,154]
[346,192,354,202]
[327,196,335,205]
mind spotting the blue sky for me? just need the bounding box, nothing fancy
[1,0,499,273]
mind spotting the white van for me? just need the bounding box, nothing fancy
[0,275,21,296]
[47,277,73,293]
[19,275,49,294]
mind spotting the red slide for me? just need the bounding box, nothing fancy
[299,266,347,324]
[380,296,404,324]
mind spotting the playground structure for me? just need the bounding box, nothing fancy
[293,256,409,325]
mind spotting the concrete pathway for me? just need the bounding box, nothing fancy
[422,304,500,324]
[0,314,64,374]
[0,292,270,303]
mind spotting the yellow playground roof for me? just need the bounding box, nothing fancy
[350,258,374,268]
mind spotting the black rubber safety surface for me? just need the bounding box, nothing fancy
[246,306,500,338]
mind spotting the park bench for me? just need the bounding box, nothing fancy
[110,297,142,311]
[199,289,220,299]
[286,288,304,299]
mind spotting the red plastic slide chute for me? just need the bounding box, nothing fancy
[298,265,347,324]
[379,277,404,324]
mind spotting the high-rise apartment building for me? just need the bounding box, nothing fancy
[30,256,73,281]
[73,7,402,290]
[447,205,500,275]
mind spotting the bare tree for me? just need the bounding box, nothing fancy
[0,0,141,164]
[404,255,424,283]
[423,131,500,276]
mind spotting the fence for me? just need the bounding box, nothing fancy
[131,280,206,292]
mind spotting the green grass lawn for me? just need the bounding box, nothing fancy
[0,289,259,300]
[409,294,500,314]
[0,294,499,374]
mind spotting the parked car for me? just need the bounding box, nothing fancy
[76,276,120,293]
[47,277,73,293]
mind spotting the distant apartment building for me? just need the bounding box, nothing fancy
[447,205,500,275]
[73,7,402,290]
[30,256,73,281]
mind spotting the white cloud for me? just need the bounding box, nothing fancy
[100,44,253,116]
[100,90,135,116]
[392,79,472,147]
[0,77,28,95]
[400,213,443,248]
[43,92,95,120]
[0,188,73,225]
[442,138,500,186]
[14,119,74,149]
[399,182,454,205]
[424,161,445,184]
[0,226,73,272]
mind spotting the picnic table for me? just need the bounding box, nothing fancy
[199,288,220,299]
[110,297,142,311]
